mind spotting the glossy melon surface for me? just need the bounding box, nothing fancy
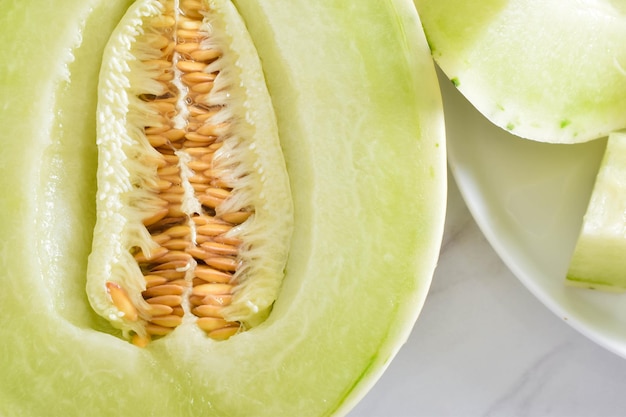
[0,1,446,415]
[415,0,626,143]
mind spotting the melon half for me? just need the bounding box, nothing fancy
[0,1,446,416]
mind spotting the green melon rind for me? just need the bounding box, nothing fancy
[414,0,626,143]
[0,0,446,416]
[567,132,626,291]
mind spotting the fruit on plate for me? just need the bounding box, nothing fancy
[567,132,626,291]
[414,0,626,143]
[0,0,446,416]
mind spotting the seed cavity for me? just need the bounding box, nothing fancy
[89,0,293,346]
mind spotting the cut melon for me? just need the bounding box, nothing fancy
[0,0,446,416]
[414,0,626,143]
[567,132,626,290]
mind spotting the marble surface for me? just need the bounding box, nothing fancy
[348,172,626,417]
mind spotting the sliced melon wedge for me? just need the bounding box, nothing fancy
[414,0,626,143]
[567,132,626,290]
[0,0,446,416]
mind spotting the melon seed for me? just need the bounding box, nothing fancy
[106,282,139,322]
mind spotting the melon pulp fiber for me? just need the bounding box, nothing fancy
[0,1,446,416]
[88,0,294,344]
[567,132,626,290]
[414,0,626,143]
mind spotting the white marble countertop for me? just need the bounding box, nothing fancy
[348,171,626,417]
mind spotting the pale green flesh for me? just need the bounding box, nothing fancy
[567,132,626,291]
[414,0,626,143]
[0,1,446,416]
[0,1,132,334]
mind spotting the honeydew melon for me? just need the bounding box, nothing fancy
[414,0,626,143]
[567,132,626,290]
[0,0,446,416]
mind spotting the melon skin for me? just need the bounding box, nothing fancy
[414,0,626,143]
[0,1,446,416]
[567,132,626,291]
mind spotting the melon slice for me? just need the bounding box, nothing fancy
[0,0,446,416]
[567,132,626,290]
[414,0,626,143]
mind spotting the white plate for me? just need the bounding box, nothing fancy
[441,70,626,359]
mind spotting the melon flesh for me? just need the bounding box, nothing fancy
[414,0,626,143]
[567,132,626,290]
[0,1,446,416]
